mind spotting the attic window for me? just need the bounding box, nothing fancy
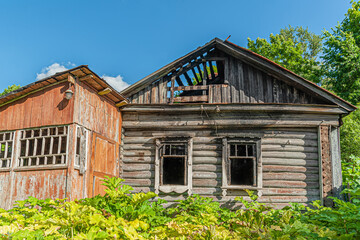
[0,132,14,168]
[155,138,193,194]
[222,138,262,196]
[18,126,68,167]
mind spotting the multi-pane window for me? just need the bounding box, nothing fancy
[160,144,187,185]
[0,132,14,168]
[228,143,256,186]
[18,126,68,167]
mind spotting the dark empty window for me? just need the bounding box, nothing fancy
[161,144,186,185]
[228,143,256,186]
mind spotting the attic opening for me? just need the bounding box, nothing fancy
[167,48,226,103]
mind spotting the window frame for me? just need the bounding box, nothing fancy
[74,125,88,174]
[155,137,193,195]
[222,137,262,196]
[16,125,70,169]
[0,131,15,170]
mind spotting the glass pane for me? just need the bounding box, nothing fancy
[52,138,59,154]
[247,145,254,156]
[230,144,236,156]
[171,144,185,155]
[33,130,40,137]
[237,145,246,156]
[20,141,26,157]
[36,139,43,155]
[44,138,51,155]
[164,145,171,155]
[39,157,45,165]
[28,139,35,156]
[60,137,67,153]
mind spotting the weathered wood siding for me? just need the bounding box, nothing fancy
[127,53,331,106]
[73,81,121,143]
[121,110,327,207]
[0,82,74,131]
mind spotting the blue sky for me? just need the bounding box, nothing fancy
[0,0,352,92]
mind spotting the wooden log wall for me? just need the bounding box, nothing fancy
[121,110,328,208]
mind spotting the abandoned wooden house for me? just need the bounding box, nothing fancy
[0,38,356,209]
[0,66,126,209]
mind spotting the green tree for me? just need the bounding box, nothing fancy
[340,109,360,161]
[0,84,20,97]
[247,25,323,84]
[322,1,360,105]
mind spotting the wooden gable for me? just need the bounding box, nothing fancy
[121,38,355,113]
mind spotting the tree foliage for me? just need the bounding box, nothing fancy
[0,84,20,97]
[322,1,360,105]
[247,25,323,84]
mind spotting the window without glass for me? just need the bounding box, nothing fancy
[160,144,187,185]
[0,132,14,168]
[18,126,68,167]
[75,126,87,174]
[228,143,256,186]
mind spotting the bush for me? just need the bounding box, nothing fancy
[0,177,359,239]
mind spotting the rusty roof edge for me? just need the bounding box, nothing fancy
[120,38,219,97]
[221,39,357,112]
[0,65,126,106]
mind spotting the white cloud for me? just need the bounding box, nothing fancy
[36,63,69,80]
[102,75,129,91]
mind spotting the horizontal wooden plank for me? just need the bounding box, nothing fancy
[124,178,153,187]
[261,188,320,196]
[263,172,319,181]
[193,164,221,172]
[193,157,221,164]
[122,164,154,171]
[171,85,209,91]
[263,165,318,173]
[122,171,153,179]
[173,95,208,103]
[193,172,221,179]
[263,180,319,188]
[263,158,319,166]
[123,156,154,163]
[193,179,219,187]
[262,145,318,153]
[262,152,318,160]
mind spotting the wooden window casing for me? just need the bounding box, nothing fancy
[75,126,88,174]
[155,138,193,195]
[222,138,262,197]
[18,126,69,168]
[0,132,15,169]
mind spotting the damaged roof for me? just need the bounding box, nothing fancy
[120,38,356,113]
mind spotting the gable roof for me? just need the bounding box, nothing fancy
[120,38,356,113]
[0,65,126,108]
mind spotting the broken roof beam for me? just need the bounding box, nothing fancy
[98,87,112,95]
[79,74,94,82]
[115,100,128,107]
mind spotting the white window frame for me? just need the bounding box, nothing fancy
[221,137,262,197]
[17,125,69,168]
[0,131,15,170]
[155,137,193,195]
[74,125,88,174]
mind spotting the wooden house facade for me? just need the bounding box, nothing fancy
[0,66,125,209]
[119,38,356,207]
[0,38,355,209]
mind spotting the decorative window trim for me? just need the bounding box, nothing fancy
[17,125,69,168]
[155,137,193,195]
[74,125,88,174]
[0,131,15,170]
[221,137,262,197]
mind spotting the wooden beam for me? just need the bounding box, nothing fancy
[115,100,128,107]
[98,87,112,95]
[175,76,184,86]
[168,85,209,91]
[173,95,208,103]
[68,74,76,84]
[183,72,193,86]
[79,74,93,82]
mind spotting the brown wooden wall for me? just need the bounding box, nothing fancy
[0,82,74,131]
[73,81,121,143]
[121,109,339,208]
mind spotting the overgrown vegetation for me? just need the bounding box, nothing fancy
[0,177,359,239]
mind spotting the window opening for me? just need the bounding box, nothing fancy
[0,131,14,168]
[18,126,68,167]
[228,143,256,186]
[161,144,186,185]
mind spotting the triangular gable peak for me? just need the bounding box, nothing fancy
[121,38,355,113]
